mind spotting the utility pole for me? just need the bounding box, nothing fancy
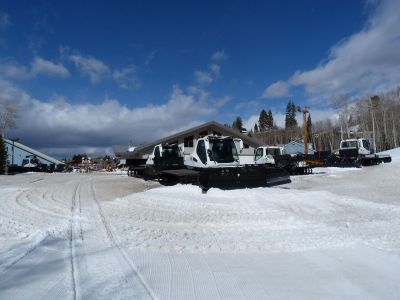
[370,97,377,153]
[303,107,310,155]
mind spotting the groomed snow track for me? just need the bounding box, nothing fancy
[0,174,156,299]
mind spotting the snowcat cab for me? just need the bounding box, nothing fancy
[254,146,286,165]
[22,155,41,169]
[327,138,391,167]
[186,136,291,191]
[339,138,371,157]
[186,136,241,168]
[146,143,184,167]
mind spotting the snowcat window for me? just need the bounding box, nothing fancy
[267,148,280,156]
[208,138,239,163]
[255,148,263,161]
[162,144,181,157]
[362,140,370,150]
[154,146,160,157]
[196,140,207,164]
[349,141,358,148]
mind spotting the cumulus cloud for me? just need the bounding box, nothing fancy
[30,57,70,78]
[62,47,140,88]
[0,57,69,79]
[262,81,291,98]
[1,79,215,157]
[67,53,110,83]
[263,0,400,100]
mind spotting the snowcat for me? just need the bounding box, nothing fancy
[253,145,317,174]
[133,135,291,192]
[327,138,392,167]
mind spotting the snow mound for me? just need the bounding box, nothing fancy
[106,184,400,254]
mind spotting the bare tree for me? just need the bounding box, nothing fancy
[0,101,17,138]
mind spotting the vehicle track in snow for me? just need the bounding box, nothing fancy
[0,175,157,299]
[89,179,156,299]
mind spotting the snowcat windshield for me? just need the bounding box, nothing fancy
[341,140,358,149]
[266,148,281,156]
[208,138,239,163]
[161,144,181,157]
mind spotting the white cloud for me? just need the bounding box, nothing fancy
[263,0,400,100]
[62,47,141,88]
[263,81,291,98]
[194,70,214,85]
[67,53,110,83]
[1,80,215,157]
[31,57,70,78]
[112,65,140,89]
[194,63,221,85]
[0,57,69,79]
[211,50,228,62]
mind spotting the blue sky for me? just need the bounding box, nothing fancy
[1,0,400,157]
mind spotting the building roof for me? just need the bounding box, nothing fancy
[4,138,64,165]
[116,121,263,159]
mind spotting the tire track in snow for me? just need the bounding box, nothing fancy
[89,180,157,299]
[69,182,80,300]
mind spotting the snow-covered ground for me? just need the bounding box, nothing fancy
[1,149,400,299]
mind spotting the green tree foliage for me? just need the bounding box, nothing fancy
[285,100,298,128]
[0,134,7,174]
[232,116,243,132]
[254,123,259,133]
[267,109,274,129]
[258,109,268,132]
[307,114,312,142]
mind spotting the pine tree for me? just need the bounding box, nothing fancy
[233,116,243,131]
[266,109,274,129]
[307,114,312,142]
[285,100,298,128]
[0,134,7,175]
[258,109,268,132]
[254,123,259,133]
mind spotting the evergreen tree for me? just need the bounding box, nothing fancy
[285,100,298,128]
[266,109,274,129]
[232,116,243,131]
[307,114,312,142]
[254,123,259,133]
[258,109,268,132]
[0,134,7,175]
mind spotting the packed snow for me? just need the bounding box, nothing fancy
[1,149,400,299]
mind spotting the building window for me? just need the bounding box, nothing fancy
[244,143,250,149]
[184,136,194,147]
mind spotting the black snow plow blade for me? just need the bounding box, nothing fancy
[199,165,291,192]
